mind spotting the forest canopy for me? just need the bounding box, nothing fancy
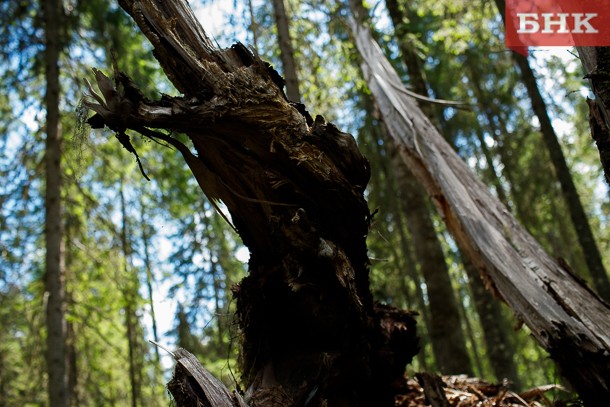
[1,0,609,406]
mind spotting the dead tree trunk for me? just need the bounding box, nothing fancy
[578,46,610,187]
[84,0,417,405]
[348,5,610,406]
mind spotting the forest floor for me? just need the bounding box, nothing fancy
[396,374,572,406]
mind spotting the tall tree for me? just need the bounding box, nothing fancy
[271,0,302,102]
[461,255,521,388]
[119,179,143,407]
[493,0,610,303]
[139,195,162,395]
[43,0,68,405]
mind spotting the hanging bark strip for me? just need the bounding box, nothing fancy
[347,6,610,406]
[84,0,418,405]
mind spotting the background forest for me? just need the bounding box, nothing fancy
[1,0,609,405]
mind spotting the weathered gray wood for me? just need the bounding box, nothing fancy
[168,348,246,407]
[415,373,450,407]
[349,8,610,406]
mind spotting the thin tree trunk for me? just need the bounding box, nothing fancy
[493,0,610,304]
[139,196,162,399]
[472,125,511,208]
[209,259,225,349]
[43,0,68,405]
[64,224,79,406]
[120,181,141,407]
[271,0,301,102]
[247,0,259,53]
[384,0,433,119]
[66,321,78,406]
[453,279,484,376]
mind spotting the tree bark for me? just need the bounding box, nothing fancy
[272,0,301,103]
[385,0,511,378]
[85,1,418,405]
[395,159,473,376]
[577,46,610,186]
[43,0,68,405]
[349,5,610,405]
[139,196,162,398]
[120,181,142,407]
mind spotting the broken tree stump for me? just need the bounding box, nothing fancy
[84,0,418,405]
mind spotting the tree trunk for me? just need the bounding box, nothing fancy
[349,4,610,404]
[461,255,521,389]
[272,0,301,103]
[120,181,142,407]
[493,0,610,304]
[577,46,610,186]
[247,0,259,53]
[85,1,418,405]
[394,157,473,376]
[139,196,163,397]
[43,0,68,405]
[384,0,433,120]
[385,0,512,378]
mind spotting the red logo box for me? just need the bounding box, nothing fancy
[505,0,610,55]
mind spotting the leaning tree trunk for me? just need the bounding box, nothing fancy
[383,0,518,382]
[348,3,610,405]
[379,2,475,377]
[84,0,418,405]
